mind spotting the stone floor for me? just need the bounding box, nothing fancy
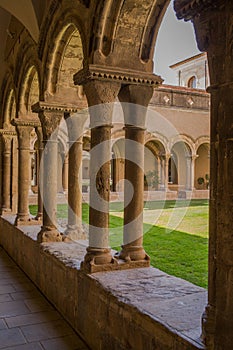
[0,247,90,350]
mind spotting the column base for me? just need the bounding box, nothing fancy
[63,225,87,242]
[115,245,150,266]
[1,208,12,215]
[201,304,215,347]
[81,247,118,273]
[34,213,43,221]
[14,215,41,226]
[37,227,63,243]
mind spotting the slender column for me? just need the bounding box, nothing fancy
[13,122,34,225]
[35,126,43,220]
[62,155,69,193]
[1,133,13,213]
[185,156,192,190]
[32,103,63,243]
[159,155,165,190]
[64,112,87,240]
[81,80,120,272]
[164,154,170,190]
[191,155,197,190]
[117,85,153,264]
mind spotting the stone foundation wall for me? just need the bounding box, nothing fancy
[0,217,205,350]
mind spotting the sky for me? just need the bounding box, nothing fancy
[154,2,201,86]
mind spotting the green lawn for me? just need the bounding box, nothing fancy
[30,199,209,288]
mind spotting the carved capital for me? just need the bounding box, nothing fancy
[12,120,38,150]
[32,102,67,140]
[119,85,154,128]
[64,111,88,142]
[174,0,220,21]
[83,80,120,128]
[0,129,16,153]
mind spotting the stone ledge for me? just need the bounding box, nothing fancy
[0,216,206,350]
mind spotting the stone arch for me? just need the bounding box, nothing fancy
[170,140,192,190]
[39,3,87,102]
[195,135,210,153]
[195,142,210,189]
[170,134,195,156]
[144,139,166,190]
[18,66,40,117]
[3,88,16,127]
[91,0,169,72]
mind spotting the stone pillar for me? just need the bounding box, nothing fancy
[80,80,120,272]
[32,102,63,243]
[117,85,153,265]
[13,121,35,225]
[0,133,13,213]
[35,126,43,220]
[175,1,233,348]
[64,111,87,240]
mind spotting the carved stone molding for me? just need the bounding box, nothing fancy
[74,64,162,87]
[0,129,16,137]
[174,0,220,21]
[11,119,41,128]
[32,102,81,114]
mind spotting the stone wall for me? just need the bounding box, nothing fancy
[0,216,206,350]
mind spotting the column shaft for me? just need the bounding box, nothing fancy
[15,125,33,225]
[37,109,63,243]
[64,111,87,241]
[2,136,12,212]
[120,126,148,261]
[117,84,153,265]
[65,139,83,239]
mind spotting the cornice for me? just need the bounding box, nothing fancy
[174,0,220,20]
[74,65,163,87]
[11,119,41,128]
[0,129,17,136]
[31,102,83,114]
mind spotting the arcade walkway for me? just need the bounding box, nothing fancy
[0,247,89,350]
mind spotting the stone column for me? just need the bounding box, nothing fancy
[12,121,36,225]
[185,155,191,191]
[35,126,43,220]
[64,111,87,240]
[79,80,120,272]
[164,154,170,191]
[0,132,13,213]
[117,85,153,265]
[62,154,69,193]
[32,102,63,243]
[175,1,233,348]
[191,155,197,190]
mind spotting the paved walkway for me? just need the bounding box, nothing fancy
[0,247,89,350]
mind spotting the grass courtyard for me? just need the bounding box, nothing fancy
[30,199,209,288]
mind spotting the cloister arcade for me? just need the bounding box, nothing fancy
[0,0,231,349]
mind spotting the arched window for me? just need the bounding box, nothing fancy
[187,76,197,88]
